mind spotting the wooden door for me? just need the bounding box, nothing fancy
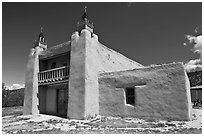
[57,89,68,118]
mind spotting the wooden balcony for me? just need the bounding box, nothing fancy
[38,66,69,85]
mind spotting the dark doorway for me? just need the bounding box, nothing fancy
[57,89,68,118]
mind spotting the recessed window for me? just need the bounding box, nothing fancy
[125,87,135,106]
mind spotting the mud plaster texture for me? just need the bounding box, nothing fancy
[68,29,144,119]
[23,46,44,115]
[24,29,192,121]
[98,63,192,121]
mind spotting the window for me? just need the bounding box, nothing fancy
[125,87,135,106]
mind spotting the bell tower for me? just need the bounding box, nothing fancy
[77,6,94,35]
[24,27,47,115]
[34,27,47,50]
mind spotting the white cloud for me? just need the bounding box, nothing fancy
[185,34,202,61]
[6,83,25,90]
[184,27,202,72]
[184,59,202,72]
[193,35,202,59]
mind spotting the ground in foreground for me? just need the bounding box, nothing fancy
[2,106,202,134]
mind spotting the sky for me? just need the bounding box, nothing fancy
[2,2,202,87]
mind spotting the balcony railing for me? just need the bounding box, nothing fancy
[38,66,69,85]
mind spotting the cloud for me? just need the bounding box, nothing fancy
[195,25,202,36]
[6,83,25,90]
[184,26,202,72]
[184,28,202,61]
[185,35,202,53]
[193,35,202,59]
[184,59,202,72]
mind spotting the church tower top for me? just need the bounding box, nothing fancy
[38,27,45,42]
[77,6,94,34]
[34,27,47,50]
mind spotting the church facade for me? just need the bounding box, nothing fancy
[23,8,192,121]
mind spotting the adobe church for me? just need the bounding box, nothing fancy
[23,8,192,121]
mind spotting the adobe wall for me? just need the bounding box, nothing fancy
[68,29,144,119]
[84,31,144,118]
[96,43,144,73]
[68,31,86,119]
[23,46,43,115]
[98,62,192,121]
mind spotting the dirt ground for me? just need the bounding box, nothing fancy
[2,106,202,134]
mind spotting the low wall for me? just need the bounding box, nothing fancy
[98,62,192,121]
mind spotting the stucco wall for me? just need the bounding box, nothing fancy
[96,43,144,73]
[98,62,192,121]
[68,29,144,119]
[84,33,144,118]
[83,30,144,118]
[23,46,43,115]
[84,31,100,117]
[68,31,86,119]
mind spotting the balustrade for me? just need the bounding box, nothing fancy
[38,66,69,85]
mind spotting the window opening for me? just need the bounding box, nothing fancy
[125,87,135,106]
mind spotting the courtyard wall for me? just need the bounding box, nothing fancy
[98,62,192,121]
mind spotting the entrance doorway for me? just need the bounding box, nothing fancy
[57,89,68,118]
